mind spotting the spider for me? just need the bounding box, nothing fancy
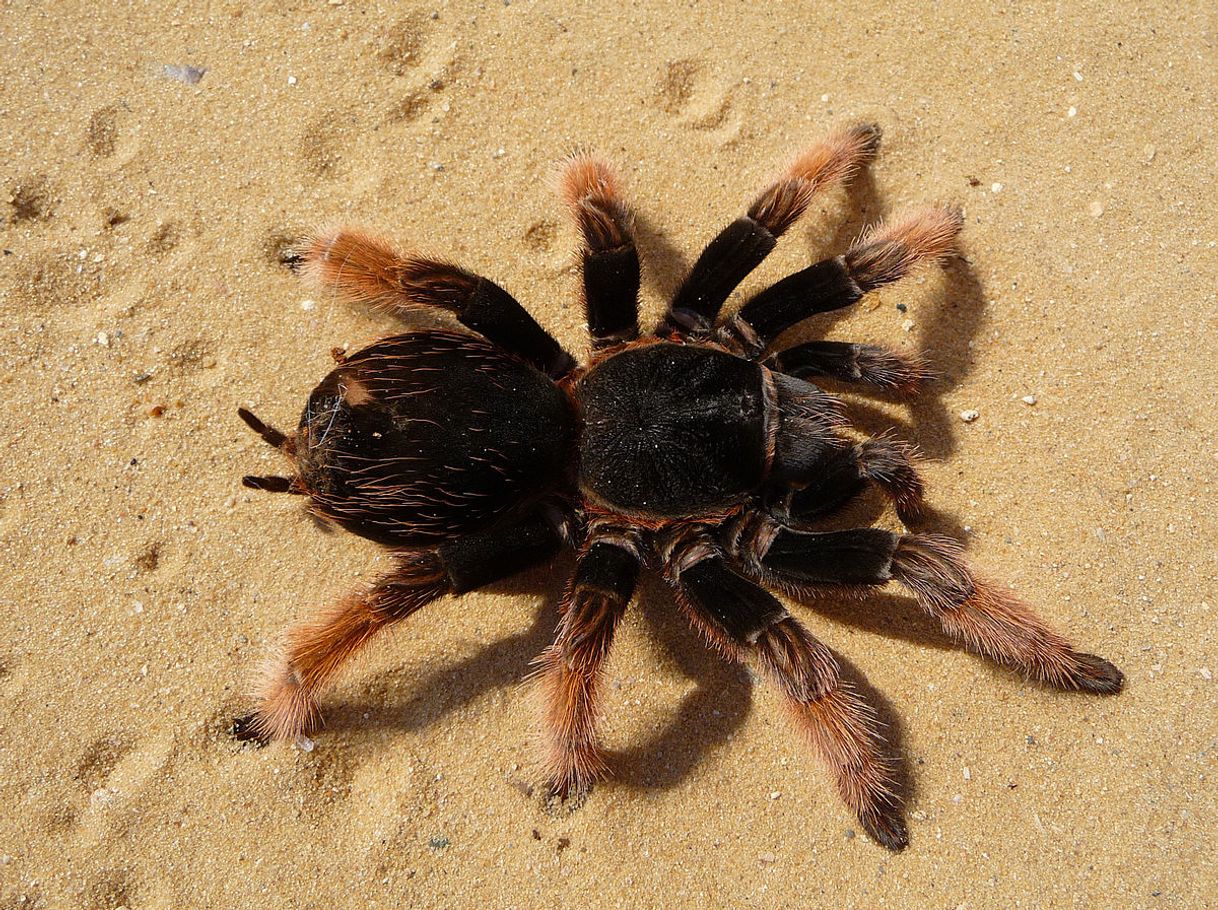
[232,124,1122,851]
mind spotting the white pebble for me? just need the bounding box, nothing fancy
[990,182,1003,193]
[1022,394,1037,405]
[295,735,315,752]
[769,791,781,800]
[1200,668,1213,681]
[1067,106,1077,117]
[1143,144,1157,163]
[429,161,444,171]
[287,75,297,86]
[963,767,971,781]
[960,409,980,423]
[1089,200,1105,218]
[1073,70,1083,81]
[96,331,111,347]
[300,299,316,311]
[901,318,915,332]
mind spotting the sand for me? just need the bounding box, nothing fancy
[2,1,1216,907]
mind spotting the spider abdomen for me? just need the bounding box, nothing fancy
[575,342,768,517]
[294,330,575,545]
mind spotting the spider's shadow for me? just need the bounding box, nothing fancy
[782,169,989,464]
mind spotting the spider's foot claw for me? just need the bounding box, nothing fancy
[859,805,909,852]
[1069,653,1124,695]
[230,713,269,746]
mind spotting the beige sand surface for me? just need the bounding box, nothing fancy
[2,1,1216,907]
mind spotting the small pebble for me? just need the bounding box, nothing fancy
[1067,106,1077,118]
[96,331,111,347]
[294,735,315,752]
[759,852,776,864]
[769,790,781,800]
[163,64,206,84]
[429,161,445,171]
[1143,144,1157,163]
[901,318,915,332]
[1200,668,1212,681]
[960,409,980,423]
[1089,200,1105,218]
[1022,394,1037,405]
[300,299,316,311]
[288,75,298,86]
[963,766,971,781]
[990,182,1003,193]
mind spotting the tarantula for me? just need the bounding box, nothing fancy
[233,124,1122,850]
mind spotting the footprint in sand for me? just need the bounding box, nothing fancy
[6,173,55,225]
[74,731,176,842]
[375,13,461,128]
[655,58,740,140]
[86,106,120,158]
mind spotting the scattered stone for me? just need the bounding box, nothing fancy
[428,835,451,851]
[1089,200,1105,218]
[769,790,781,800]
[963,766,971,781]
[990,182,1003,193]
[960,409,980,423]
[759,852,777,864]
[1067,106,1077,118]
[429,161,444,172]
[163,64,206,84]
[300,299,316,311]
[1022,394,1037,405]
[294,735,315,752]
[1143,144,1157,163]
[1200,668,1212,681]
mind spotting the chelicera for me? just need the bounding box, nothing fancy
[233,124,1122,850]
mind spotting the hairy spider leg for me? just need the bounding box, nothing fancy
[721,206,964,358]
[767,340,933,397]
[775,435,926,526]
[737,521,1124,694]
[663,536,907,851]
[534,535,640,799]
[658,123,881,337]
[560,153,641,349]
[234,511,563,744]
[296,228,575,378]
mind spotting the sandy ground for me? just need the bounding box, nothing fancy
[2,1,1216,907]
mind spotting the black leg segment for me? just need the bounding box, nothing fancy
[766,341,931,396]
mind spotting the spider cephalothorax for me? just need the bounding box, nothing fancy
[234,124,1122,851]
